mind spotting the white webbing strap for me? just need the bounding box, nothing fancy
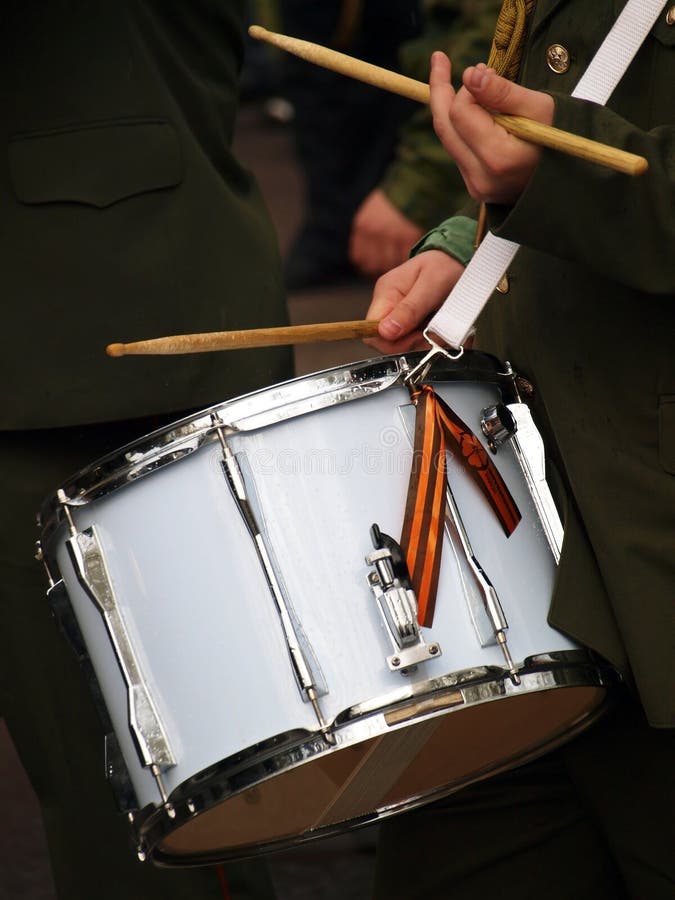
[428,0,665,349]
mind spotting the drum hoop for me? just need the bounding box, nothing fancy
[39,351,513,544]
[131,649,618,866]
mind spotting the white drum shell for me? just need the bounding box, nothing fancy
[48,373,575,815]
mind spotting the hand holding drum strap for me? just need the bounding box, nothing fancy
[400,385,521,627]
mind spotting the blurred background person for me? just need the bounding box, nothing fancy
[279,0,423,289]
[349,0,502,278]
[276,0,501,288]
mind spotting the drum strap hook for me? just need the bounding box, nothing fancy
[402,329,463,390]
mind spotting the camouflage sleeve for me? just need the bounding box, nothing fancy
[410,213,478,265]
[379,0,502,229]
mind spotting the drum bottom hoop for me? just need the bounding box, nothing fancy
[149,681,608,865]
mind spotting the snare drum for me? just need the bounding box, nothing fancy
[38,352,614,866]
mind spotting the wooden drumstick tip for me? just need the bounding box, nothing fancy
[106,343,126,357]
[633,157,649,176]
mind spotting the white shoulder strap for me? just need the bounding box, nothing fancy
[427,0,665,349]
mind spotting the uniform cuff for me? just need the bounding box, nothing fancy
[410,215,478,265]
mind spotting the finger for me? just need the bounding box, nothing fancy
[366,269,427,353]
[366,281,409,333]
[451,67,520,157]
[376,275,451,342]
[429,50,454,101]
[428,53,461,152]
[463,65,554,124]
[449,67,543,195]
[367,251,463,347]
[429,52,481,178]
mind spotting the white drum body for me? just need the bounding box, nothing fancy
[39,353,614,865]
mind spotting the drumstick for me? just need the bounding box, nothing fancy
[249,25,648,177]
[106,320,381,356]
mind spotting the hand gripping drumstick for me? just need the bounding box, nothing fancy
[249,25,648,177]
[106,320,381,356]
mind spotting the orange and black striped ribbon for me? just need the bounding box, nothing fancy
[400,385,521,627]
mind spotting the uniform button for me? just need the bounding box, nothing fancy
[496,273,510,294]
[666,6,675,25]
[546,43,571,74]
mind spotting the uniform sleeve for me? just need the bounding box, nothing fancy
[490,93,675,294]
[410,213,478,264]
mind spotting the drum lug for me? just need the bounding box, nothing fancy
[494,361,563,562]
[41,556,145,814]
[212,417,335,743]
[442,485,521,685]
[366,525,442,674]
[481,396,563,563]
[505,402,564,563]
[480,403,517,452]
[57,491,177,810]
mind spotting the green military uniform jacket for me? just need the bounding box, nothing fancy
[417,0,675,727]
[0,0,292,430]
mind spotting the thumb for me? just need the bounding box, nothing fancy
[463,65,553,124]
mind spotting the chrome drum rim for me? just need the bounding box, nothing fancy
[132,650,617,866]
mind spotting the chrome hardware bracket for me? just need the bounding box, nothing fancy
[494,362,563,563]
[402,330,463,389]
[365,525,441,673]
[443,486,521,684]
[58,491,176,809]
[212,417,334,741]
[506,403,563,563]
[480,403,518,453]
